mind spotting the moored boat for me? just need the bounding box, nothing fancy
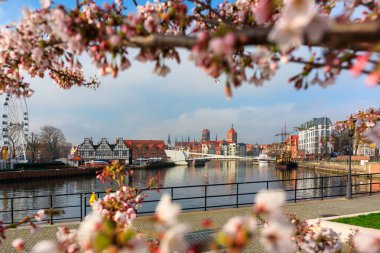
[275,150,298,170]
[275,161,298,170]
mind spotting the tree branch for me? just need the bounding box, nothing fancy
[124,20,380,51]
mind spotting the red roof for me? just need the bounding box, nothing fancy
[123,140,165,149]
[227,127,237,134]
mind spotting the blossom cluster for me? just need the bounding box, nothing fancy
[96,161,132,186]
[0,0,378,97]
[334,108,380,146]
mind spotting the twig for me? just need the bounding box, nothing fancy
[189,0,233,26]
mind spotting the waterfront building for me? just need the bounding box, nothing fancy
[221,142,229,156]
[123,140,167,161]
[175,141,202,153]
[201,143,216,154]
[202,129,210,142]
[261,144,277,157]
[357,142,377,156]
[298,117,333,158]
[77,138,131,164]
[285,135,299,159]
[236,143,247,157]
[226,124,237,143]
[228,142,236,156]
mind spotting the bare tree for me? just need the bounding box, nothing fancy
[6,124,26,160]
[27,132,41,163]
[40,125,66,161]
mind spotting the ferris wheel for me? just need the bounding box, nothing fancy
[1,94,29,161]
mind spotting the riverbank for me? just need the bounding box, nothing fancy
[0,166,100,182]
[298,161,365,174]
[298,161,380,177]
[0,161,176,183]
[2,194,380,253]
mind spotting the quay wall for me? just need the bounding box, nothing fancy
[0,167,100,182]
[298,161,366,174]
[299,161,380,175]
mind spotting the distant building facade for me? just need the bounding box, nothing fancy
[199,126,247,157]
[124,140,167,161]
[285,135,299,159]
[226,124,237,143]
[298,117,333,157]
[236,143,247,157]
[357,143,377,156]
[202,129,210,142]
[77,138,131,164]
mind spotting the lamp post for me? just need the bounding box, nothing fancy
[346,115,357,199]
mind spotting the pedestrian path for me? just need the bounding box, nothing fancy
[2,194,380,252]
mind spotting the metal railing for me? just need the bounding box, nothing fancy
[1,173,380,225]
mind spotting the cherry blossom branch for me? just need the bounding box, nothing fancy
[124,20,380,50]
[287,57,372,75]
[189,0,232,25]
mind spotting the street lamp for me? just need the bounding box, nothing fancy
[346,114,357,199]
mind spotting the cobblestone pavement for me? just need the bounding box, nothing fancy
[2,194,380,252]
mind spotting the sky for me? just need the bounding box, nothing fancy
[0,0,379,146]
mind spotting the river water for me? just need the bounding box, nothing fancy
[0,160,372,223]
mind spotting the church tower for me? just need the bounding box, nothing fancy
[226,124,237,143]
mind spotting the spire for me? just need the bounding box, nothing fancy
[231,123,234,129]
[167,133,171,145]
[215,134,218,141]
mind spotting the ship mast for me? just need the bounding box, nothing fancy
[275,123,291,144]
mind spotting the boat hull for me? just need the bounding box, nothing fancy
[275,161,298,170]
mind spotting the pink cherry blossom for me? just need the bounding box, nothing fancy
[255,190,285,214]
[34,210,46,221]
[269,0,316,51]
[12,238,25,252]
[30,240,59,253]
[354,232,380,253]
[159,223,189,253]
[155,194,181,227]
[261,220,297,253]
[351,54,371,77]
[39,0,51,9]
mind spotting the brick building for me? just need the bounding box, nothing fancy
[124,140,167,161]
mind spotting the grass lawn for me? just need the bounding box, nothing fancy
[332,213,380,230]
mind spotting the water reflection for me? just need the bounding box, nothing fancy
[0,160,373,223]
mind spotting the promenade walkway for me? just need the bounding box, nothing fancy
[2,194,380,252]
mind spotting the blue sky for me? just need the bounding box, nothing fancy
[0,0,379,145]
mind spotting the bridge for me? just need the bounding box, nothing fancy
[185,152,275,162]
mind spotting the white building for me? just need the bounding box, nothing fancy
[357,143,376,156]
[236,143,247,157]
[228,143,236,156]
[298,117,333,156]
[77,138,131,164]
[201,143,216,154]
